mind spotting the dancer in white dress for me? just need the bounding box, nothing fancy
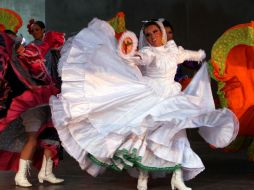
[50,18,239,190]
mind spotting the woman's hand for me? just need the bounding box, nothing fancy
[16,45,26,56]
[133,52,143,60]
[198,49,206,62]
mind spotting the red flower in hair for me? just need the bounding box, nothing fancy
[116,12,125,17]
[27,19,35,34]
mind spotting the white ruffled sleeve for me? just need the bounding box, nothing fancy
[177,46,206,64]
[131,47,155,66]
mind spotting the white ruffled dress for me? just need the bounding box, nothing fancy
[50,18,239,180]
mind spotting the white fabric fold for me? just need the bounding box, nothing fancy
[50,18,239,180]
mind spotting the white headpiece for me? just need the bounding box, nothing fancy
[138,20,167,49]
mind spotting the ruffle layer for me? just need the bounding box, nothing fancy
[0,85,60,171]
[0,85,58,131]
[50,18,239,180]
[51,93,237,180]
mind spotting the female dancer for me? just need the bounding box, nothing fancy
[50,17,238,190]
[159,18,200,89]
[27,19,61,85]
[0,28,64,187]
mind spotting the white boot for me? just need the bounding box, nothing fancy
[15,159,32,187]
[38,155,64,184]
[137,170,148,190]
[171,169,191,190]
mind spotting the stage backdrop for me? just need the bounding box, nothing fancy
[45,0,253,141]
[45,0,253,56]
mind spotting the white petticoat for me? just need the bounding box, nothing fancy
[50,18,239,180]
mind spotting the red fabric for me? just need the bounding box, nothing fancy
[34,141,59,169]
[0,41,11,110]
[0,85,59,132]
[0,24,5,31]
[211,45,254,135]
[211,21,254,136]
[179,77,192,91]
[32,120,60,170]
[221,45,254,135]
[19,43,52,83]
[0,150,20,171]
[0,31,63,171]
[17,32,65,85]
[40,31,65,56]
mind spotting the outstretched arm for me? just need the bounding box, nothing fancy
[131,51,155,65]
[37,31,65,57]
[126,46,156,66]
[178,46,206,64]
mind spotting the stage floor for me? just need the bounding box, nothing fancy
[1,140,254,190]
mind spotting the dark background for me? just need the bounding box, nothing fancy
[46,0,254,56]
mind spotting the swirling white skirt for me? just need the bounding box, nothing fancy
[50,18,239,180]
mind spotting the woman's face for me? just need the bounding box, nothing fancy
[31,24,44,40]
[144,24,163,47]
[165,26,173,41]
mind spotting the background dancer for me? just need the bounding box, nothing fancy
[0,10,65,187]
